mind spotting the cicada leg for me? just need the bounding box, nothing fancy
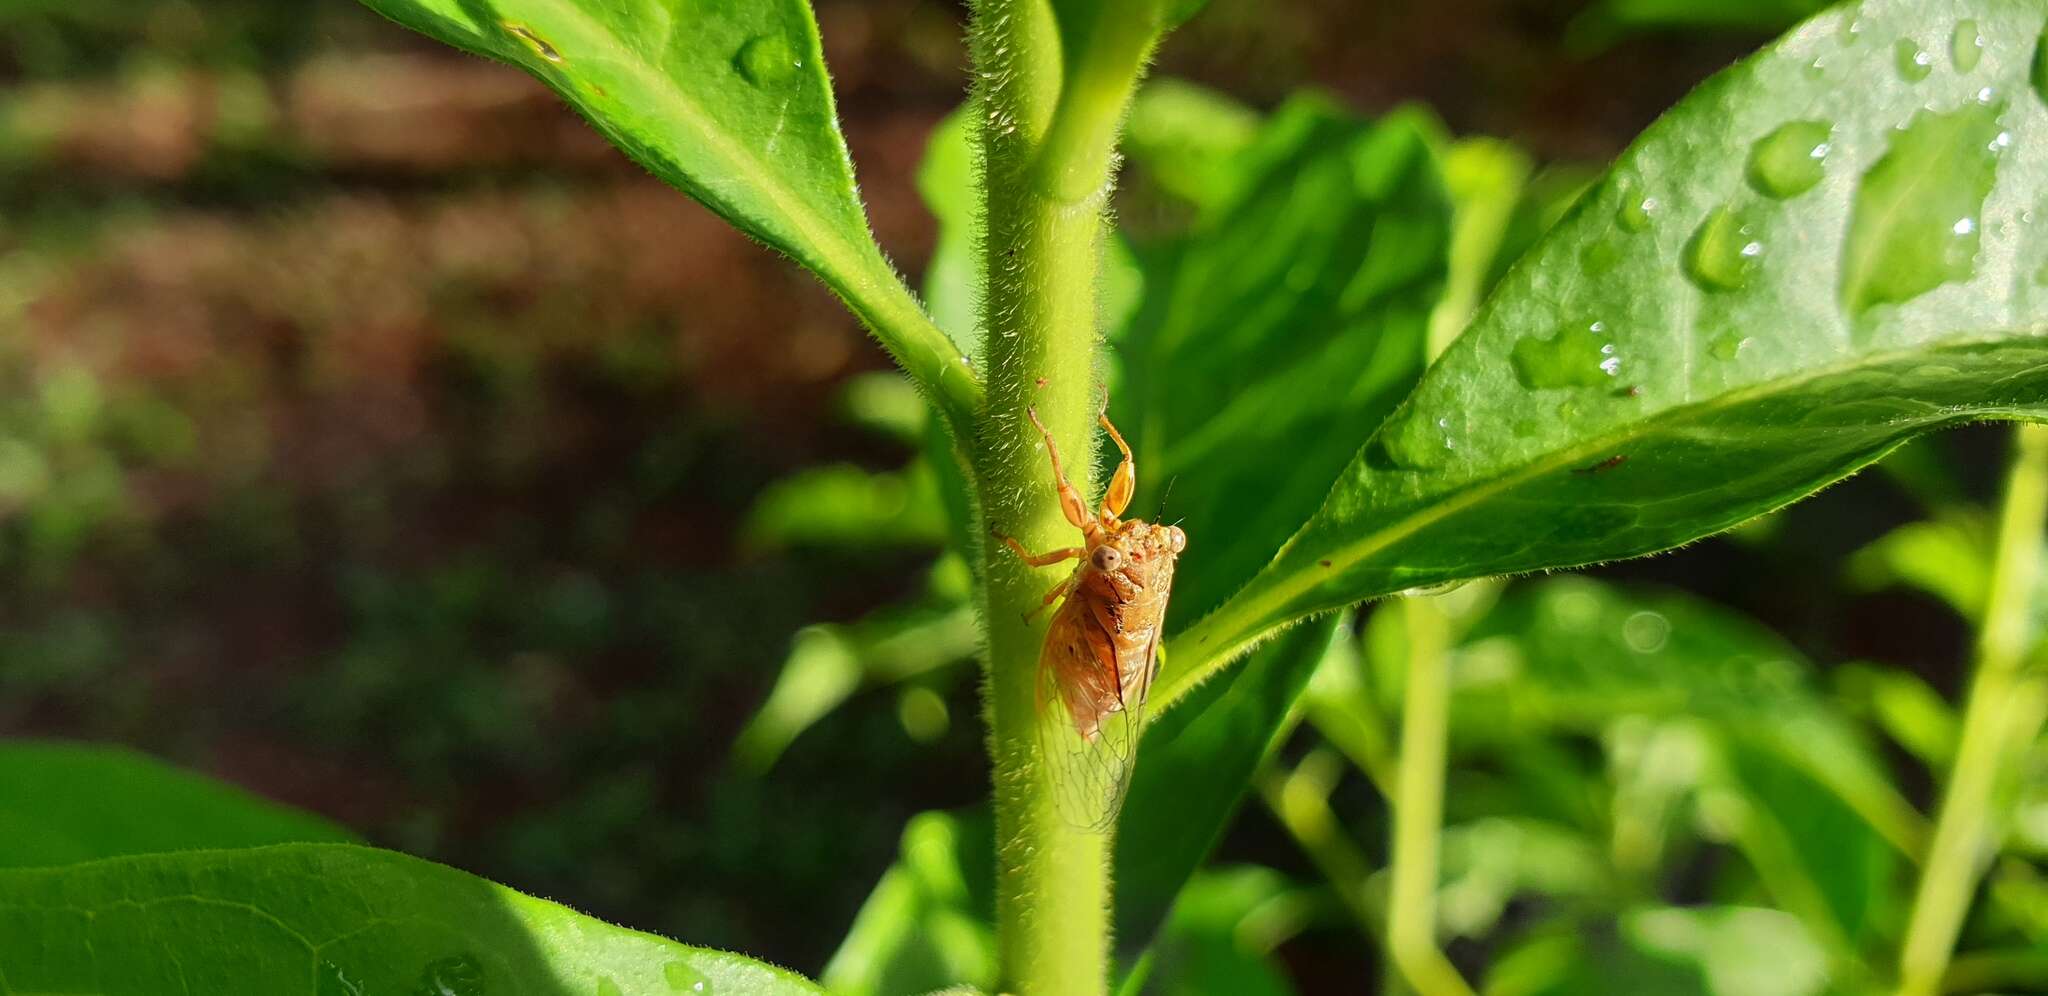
[1025,406,1093,530]
[1099,409,1136,522]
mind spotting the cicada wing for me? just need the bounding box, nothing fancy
[1034,604,1150,833]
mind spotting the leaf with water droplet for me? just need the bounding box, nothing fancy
[1156,0,2048,720]
[734,34,801,87]
[1616,185,1658,232]
[1951,20,1982,72]
[1893,38,1933,81]
[1709,333,1751,361]
[417,954,486,996]
[1746,120,1831,198]
[319,962,367,996]
[354,0,981,433]
[1685,205,1765,292]
[666,960,713,992]
[1841,99,2005,318]
[1511,321,1622,389]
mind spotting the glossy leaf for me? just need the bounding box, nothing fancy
[0,741,355,868]
[1164,0,2048,706]
[0,843,821,993]
[354,0,978,428]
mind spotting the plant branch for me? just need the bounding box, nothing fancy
[1386,595,1475,996]
[835,248,984,440]
[1896,423,2048,996]
[968,1,1156,992]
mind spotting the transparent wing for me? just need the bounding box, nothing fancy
[1034,601,1156,833]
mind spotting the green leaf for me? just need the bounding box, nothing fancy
[732,598,979,773]
[1164,0,2048,707]
[822,810,996,996]
[0,740,355,868]
[354,0,979,429]
[1121,80,1264,211]
[1117,96,1450,625]
[741,464,948,552]
[0,843,821,993]
[1450,579,1916,948]
[1113,618,1341,957]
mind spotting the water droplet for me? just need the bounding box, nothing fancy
[735,34,802,87]
[1841,99,2006,317]
[665,960,712,993]
[1556,399,1581,420]
[1684,207,1764,293]
[1403,580,1470,598]
[1746,120,1832,198]
[1380,408,1457,469]
[1952,20,1983,72]
[1803,58,1826,80]
[597,981,624,996]
[1616,187,1658,232]
[1581,241,1622,276]
[2035,31,2048,105]
[1622,611,1671,654]
[1894,39,1933,82]
[1709,333,1752,361]
[1510,320,1621,389]
[318,962,365,996]
[418,954,487,996]
[503,23,563,63]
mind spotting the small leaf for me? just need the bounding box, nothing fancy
[355,0,978,427]
[0,843,822,992]
[741,464,948,552]
[1164,0,2048,705]
[0,740,355,868]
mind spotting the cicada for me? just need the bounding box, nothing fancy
[996,405,1186,831]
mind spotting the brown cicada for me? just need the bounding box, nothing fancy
[996,405,1185,831]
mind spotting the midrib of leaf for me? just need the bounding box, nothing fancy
[507,0,982,429]
[1155,331,2045,711]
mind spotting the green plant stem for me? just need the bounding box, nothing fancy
[969,1,1144,992]
[1385,596,1474,996]
[1256,749,1382,940]
[1896,423,2048,996]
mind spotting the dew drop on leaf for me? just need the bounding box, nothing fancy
[735,34,802,87]
[1616,187,1658,232]
[417,954,486,996]
[318,962,365,996]
[665,960,712,993]
[1951,20,1983,72]
[1894,39,1933,82]
[1380,409,1456,469]
[1840,99,2005,316]
[596,980,623,996]
[1709,332,1752,361]
[1746,120,1832,198]
[1581,241,1622,275]
[1684,206,1764,293]
[502,22,563,63]
[2034,31,2048,105]
[1510,321,1621,389]
[1402,580,1469,598]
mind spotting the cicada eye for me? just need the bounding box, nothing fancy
[1090,546,1122,571]
[1167,526,1187,553]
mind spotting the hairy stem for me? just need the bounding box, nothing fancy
[1896,423,2048,996]
[1386,596,1474,996]
[968,1,1149,991]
